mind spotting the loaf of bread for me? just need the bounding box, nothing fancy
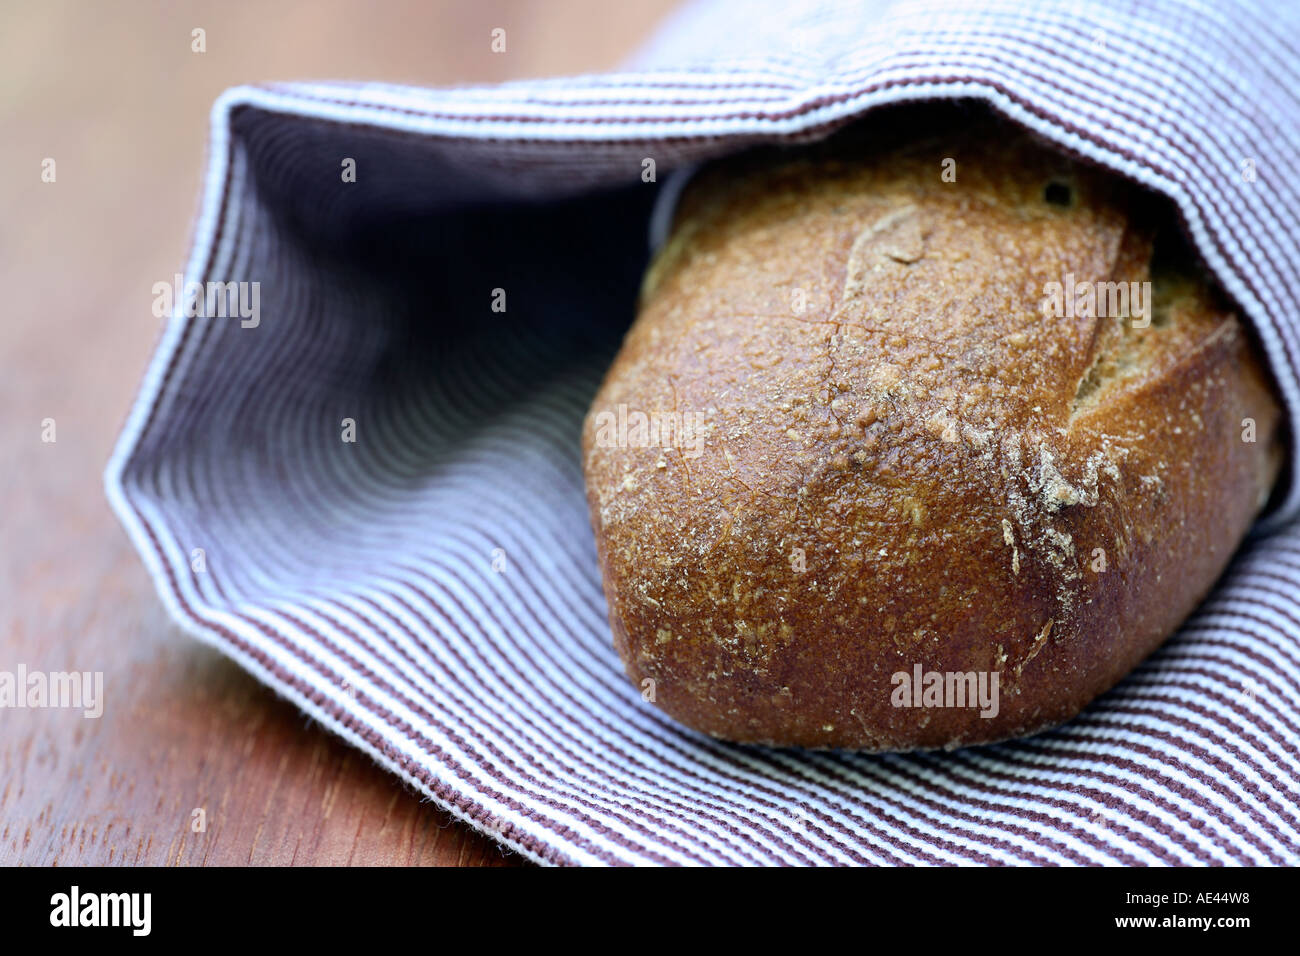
[582,108,1283,750]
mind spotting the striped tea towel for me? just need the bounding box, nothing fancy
[106,0,1300,864]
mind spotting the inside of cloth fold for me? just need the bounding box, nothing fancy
[122,112,658,617]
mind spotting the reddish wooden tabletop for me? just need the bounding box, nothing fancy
[0,0,679,866]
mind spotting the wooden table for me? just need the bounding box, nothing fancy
[0,0,679,866]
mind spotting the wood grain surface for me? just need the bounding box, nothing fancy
[0,0,679,866]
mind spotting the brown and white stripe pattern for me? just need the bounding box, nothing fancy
[107,0,1300,864]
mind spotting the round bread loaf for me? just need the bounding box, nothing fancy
[582,109,1284,750]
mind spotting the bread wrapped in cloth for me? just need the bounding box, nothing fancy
[582,109,1284,750]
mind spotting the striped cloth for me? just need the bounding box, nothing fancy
[106,0,1300,865]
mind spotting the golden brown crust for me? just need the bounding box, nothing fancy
[582,111,1283,750]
